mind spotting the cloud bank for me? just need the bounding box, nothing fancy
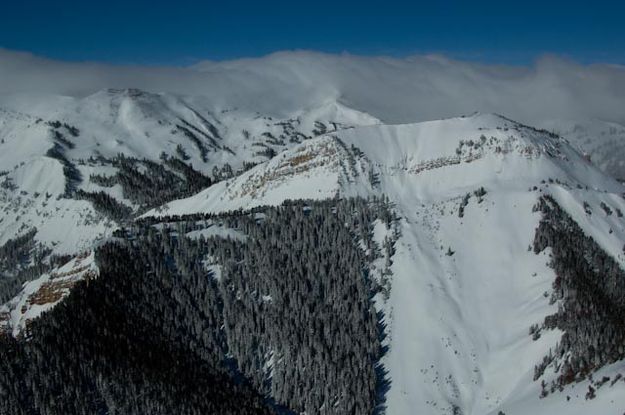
[1,48,624,125]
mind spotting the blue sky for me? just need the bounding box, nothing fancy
[1,0,623,65]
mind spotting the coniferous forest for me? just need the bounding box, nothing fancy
[532,196,625,396]
[0,198,395,415]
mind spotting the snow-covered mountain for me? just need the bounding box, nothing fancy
[539,118,625,182]
[1,88,625,415]
[0,88,379,255]
[144,113,625,414]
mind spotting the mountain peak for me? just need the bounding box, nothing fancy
[102,87,157,98]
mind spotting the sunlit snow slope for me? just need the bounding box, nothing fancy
[146,113,625,415]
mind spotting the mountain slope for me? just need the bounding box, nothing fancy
[0,250,98,338]
[0,89,380,257]
[145,113,625,414]
[539,118,625,182]
[144,134,377,216]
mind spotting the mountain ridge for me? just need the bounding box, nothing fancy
[0,91,624,414]
[141,111,625,414]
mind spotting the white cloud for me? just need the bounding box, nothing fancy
[1,48,624,125]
